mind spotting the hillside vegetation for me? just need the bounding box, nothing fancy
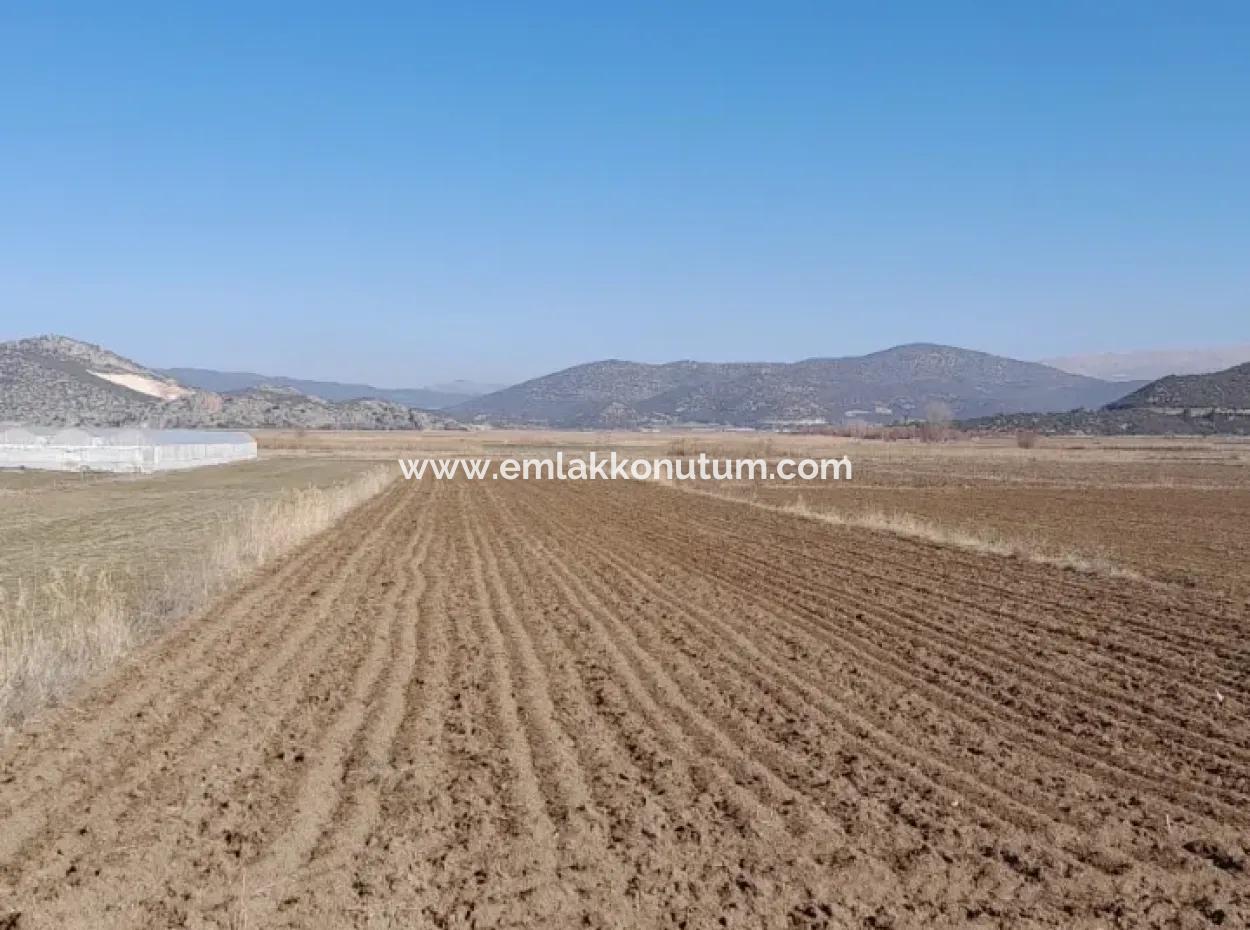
[0,336,457,430]
[1108,361,1250,411]
[0,335,188,426]
[161,367,483,409]
[452,344,1140,428]
[967,360,1250,435]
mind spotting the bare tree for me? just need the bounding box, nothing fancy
[920,401,953,442]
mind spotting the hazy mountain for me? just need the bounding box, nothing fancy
[452,344,1142,428]
[428,379,508,396]
[449,359,764,428]
[6,334,1177,433]
[150,386,459,431]
[963,360,1250,435]
[161,367,484,409]
[1108,361,1250,411]
[1,336,458,429]
[1042,345,1250,382]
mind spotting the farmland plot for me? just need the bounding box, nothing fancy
[0,477,1246,928]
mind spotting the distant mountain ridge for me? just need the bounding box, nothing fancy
[161,367,493,409]
[152,386,459,431]
[20,335,1239,434]
[451,344,1143,429]
[1043,344,1250,382]
[2,335,189,425]
[963,360,1250,435]
[1,336,458,429]
[1108,361,1250,412]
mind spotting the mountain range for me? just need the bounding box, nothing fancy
[1108,362,1250,412]
[10,334,1250,434]
[0,336,458,430]
[450,344,1144,429]
[160,368,501,409]
[1042,345,1250,382]
[964,360,1250,435]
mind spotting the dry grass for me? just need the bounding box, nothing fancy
[0,458,381,593]
[0,465,394,731]
[781,496,1140,578]
[658,478,1142,581]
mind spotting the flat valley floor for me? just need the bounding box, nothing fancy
[1,476,1247,928]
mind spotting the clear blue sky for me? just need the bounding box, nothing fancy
[2,2,1248,386]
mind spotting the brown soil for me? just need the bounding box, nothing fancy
[1,478,1247,928]
[729,483,1250,598]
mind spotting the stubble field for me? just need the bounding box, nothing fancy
[0,458,379,593]
[0,435,1247,928]
[0,457,387,726]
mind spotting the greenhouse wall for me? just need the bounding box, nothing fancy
[0,428,257,474]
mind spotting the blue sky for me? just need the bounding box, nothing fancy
[2,2,1248,385]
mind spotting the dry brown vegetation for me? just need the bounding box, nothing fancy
[0,459,392,728]
[765,494,1141,578]
[665,433,1250,596]
[1,433,1248,927]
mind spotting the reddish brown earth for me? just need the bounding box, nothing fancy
[1,478,1247,928]
[722,482,1250,599]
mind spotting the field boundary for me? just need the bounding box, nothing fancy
[0,465,397,733]
[653,479,1144,581]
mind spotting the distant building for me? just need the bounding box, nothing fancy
[0,427,257,473]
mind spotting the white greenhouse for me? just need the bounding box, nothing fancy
[0,427,257,474]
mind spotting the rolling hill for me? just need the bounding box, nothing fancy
[963,361,1250,435]
[451,344,1143,428]
[150,386,457,430]
[161,367,488,409]
[0,336,458,429]
[0,335,190,426]
[1043,345,1250,382]
[1107,361,1250,412]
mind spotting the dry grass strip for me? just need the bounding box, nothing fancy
[0,466,394,731]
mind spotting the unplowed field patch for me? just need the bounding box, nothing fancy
[1,478,1246,928]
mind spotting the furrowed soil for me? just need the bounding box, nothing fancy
[714,483,1250,598]
[1,477,1247,928]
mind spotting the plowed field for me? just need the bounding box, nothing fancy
[1,478,1246,928]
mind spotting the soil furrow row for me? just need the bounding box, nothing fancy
[0,482,415,879]
[679,499,1250,703]
[596,490,1250,817]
